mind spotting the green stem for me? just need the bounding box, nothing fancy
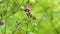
[26,16,31,34]
[26,23,28,34]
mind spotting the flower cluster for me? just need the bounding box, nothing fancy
[25,7,36,20]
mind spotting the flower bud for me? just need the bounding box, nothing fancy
[30,13,36,20]
[26,12,30,16]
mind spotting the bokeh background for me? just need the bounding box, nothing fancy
[0,0,60,34]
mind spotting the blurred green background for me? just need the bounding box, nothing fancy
[0,0,60,34]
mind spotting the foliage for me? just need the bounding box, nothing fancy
[0,0,60,34]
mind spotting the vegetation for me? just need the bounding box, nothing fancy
[0,0,60,34]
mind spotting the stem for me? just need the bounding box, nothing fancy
[26,16,31,34]
[26,23,28,34]
[4,0,8,34]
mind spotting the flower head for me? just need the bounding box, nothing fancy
[25,8,31,12]
[0,21,5,25]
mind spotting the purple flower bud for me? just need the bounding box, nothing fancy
[25,8,31,11]
[0,21,5,25]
